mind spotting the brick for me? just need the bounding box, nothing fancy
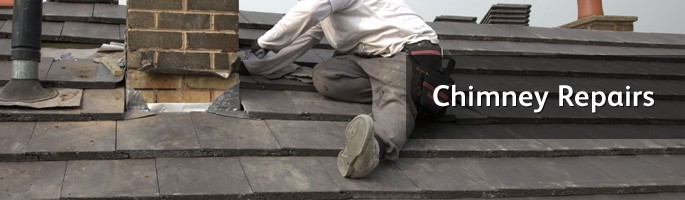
[589,23,616,31]
[616,24,634,31]
[127,70,183,89]
[184,74,237,89]
[137,90,156,103]
[211,90,225,101]
[186,32,237,51]
[156,90,182,102]
[128,31,182,49]
[127,11,155,29]
[126,50,144,69]
[128,0,183,10]
[156,51,211,70]
[157,90,211,103]
[188,0,238,12]
[214,52,238,70]
[214,14,238,31]
[126,50,156,70]
[158,12,210,30]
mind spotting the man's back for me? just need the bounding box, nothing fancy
[259,0,438,57]
[319,0,439,56]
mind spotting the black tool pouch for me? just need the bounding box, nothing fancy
[407,44,455,118]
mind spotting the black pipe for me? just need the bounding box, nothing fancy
[0,0,57,103]
[11,0,42,62]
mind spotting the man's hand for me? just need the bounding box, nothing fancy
[250,41,270,59]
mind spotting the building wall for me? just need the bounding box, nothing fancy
[126,0,239,103]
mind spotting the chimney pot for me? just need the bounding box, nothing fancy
[577,0,604,19]
[0,0,13,7]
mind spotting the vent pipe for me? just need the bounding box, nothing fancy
[0,0,57,102]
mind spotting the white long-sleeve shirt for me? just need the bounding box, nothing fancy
[257,0,439,57]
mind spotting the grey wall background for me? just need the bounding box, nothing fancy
[115,0,684,34]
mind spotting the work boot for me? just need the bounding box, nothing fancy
[337,114,380,178]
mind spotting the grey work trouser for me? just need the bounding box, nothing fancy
[313,53,417,160]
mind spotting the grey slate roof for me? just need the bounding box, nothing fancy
[3,113,683,160]
[237,10,685,127]
[0,3,684,199]
[2,154,685,199]
[0,2,126,121]
[0,2,126,48]
[234,9,685,199]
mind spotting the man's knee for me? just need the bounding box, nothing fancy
[312,63,372,103]
[313,75,372,103]
[312,67,334,96]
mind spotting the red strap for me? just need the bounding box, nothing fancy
[410,49,442,56]
[422,81,450,101]
[415,66,427,74]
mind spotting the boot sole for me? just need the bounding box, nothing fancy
[338,115,374,177]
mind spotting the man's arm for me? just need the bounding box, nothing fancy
[244,25,324,75]
[257,0,346,51]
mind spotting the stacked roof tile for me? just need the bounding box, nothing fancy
[480,3,531,26]
[434,15,478,23]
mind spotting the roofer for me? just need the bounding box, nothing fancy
[243,0,442,178]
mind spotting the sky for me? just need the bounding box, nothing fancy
[232,0,685,34]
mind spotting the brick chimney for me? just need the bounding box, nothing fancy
[126,0,239,103]
[561,0,638,32]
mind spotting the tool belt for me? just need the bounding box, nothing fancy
[405,40,455,118]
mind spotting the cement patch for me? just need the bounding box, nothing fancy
[0,88,82,108]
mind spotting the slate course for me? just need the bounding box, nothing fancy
[0,88,125,122]
[2,156,684,199]
[0,112,682,162]
[0,58,122,89]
